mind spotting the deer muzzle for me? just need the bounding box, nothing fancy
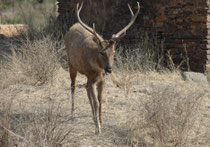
[105,67,112,74]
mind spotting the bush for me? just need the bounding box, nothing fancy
[114,34,165,72]
[0,0,57,25]
[126,81,205,147]
[5,36,63,85]
[18,101,72,147]
[0,80,71,146]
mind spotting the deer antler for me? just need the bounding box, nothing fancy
[76,2,103,43]
[112,2,140,41]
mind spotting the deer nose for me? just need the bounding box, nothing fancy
[105,67,112,74]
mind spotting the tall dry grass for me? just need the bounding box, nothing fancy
[17,101,72,147]
[114,34,165,72]
[0,87,72,146]
[126,82,205,147]
[4,36,63,85]
[0,63,71,146]
[0,77,17,147]
[0,0,57,26]
[0,1,72,146]
[111,41,209,146]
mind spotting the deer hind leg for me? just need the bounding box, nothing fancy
[97,80,104,125]
[87,78,101,134]
[69,67,77,115]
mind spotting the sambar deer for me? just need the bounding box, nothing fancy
[64,2,140,134]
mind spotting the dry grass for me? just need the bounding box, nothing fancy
[206,65,210,84]
[0,79,17,147]
[0,0,57,26]
[125,77,205,146]
[111,47,210,146]
[0,16,209,146]
[3,36,63,85]
[0,57,210,146]
[18,101,72,147]
[115,34,165,72]
[0,67,72,147]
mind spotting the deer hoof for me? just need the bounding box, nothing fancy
[95,127,101,135]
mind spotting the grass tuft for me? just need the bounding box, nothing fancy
[4,36,63,85]
[125,79,206,147]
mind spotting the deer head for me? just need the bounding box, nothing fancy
[76,2,140,73]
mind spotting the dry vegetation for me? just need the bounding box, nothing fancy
[0,0,57,26]
[0,1,210,146]
[4,36,62,85]
[0,34,209,146]
[125,74,207,146]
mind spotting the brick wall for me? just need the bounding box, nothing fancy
[57,0,209,73]
[153,0,208,72]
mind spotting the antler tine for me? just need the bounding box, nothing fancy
[77,2,83,13]
[76,2,102,42]
[93,23,101,38]
[128,4,134,16]
[92,23,99,37]
[93,23,96,33]
[112,2,140,40]
[76,2,103,43]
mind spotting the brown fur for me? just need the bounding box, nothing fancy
[65,23,115,76]
[65,23,115,134]
[64,2,140,134]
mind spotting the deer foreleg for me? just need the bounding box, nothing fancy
[87,80,101,134]
[97,80,104,125]
[86,83,96,123]
[70,67,77,115]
